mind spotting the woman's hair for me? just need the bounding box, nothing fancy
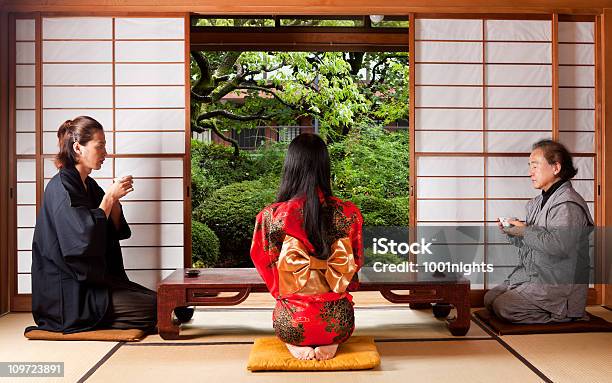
[277,133,333,259]
[532,139,578,181]
[55,116,104,168]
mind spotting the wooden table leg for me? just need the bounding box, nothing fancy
[444,284,471,336]
[157,285,184,340]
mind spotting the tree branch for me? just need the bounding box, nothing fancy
[193,121,240,157]
[197,109,276,122]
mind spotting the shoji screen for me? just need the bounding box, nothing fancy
[14,16,187,295]
[414,18,558,289]
[558,20,596,220]
[14,17,37,295]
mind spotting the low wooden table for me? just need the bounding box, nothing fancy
[157,267,471,340]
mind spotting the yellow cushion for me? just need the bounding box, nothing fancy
[24,328,145,342]
[247,336,380,371]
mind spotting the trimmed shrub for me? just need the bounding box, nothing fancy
[193,177,278,266]
[350,195,409,226]
[191,220,220,268]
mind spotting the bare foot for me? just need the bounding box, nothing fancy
[314,344,339,360]
[285,343,315,360]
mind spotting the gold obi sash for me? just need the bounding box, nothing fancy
[277,235,357,296]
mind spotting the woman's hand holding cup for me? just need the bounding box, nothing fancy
[107,175,134,201]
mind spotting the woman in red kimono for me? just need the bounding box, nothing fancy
[250,133,363,361]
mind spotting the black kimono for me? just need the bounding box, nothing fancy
[27,166,156,334]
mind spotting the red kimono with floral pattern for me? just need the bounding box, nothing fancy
[250,194,363,346]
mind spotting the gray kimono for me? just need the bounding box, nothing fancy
[505,180,593,318]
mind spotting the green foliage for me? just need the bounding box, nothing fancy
[193,178,278,266]
[191,221,220,268]
[350,195,409,226]
[330,125,409,199]
[362,249,406,267]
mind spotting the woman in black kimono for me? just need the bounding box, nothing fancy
[26,116,157,334]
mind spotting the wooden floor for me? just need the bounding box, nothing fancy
[1,292,611,383]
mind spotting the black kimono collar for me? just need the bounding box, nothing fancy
[59,166,92,206]
[541,179,566,209]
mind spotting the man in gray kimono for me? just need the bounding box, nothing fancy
[484,140,593,323]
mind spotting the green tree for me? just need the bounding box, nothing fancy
[190,50,408,154]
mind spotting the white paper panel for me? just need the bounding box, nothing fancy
[16,42,35,64]
[485,20,551,41]
[558,22,594,43]
[16,19,35,41]
[558,44,594,65]
[115,86,184,108]
[18,251,32,273]
[43,41,113,62]
[486,65,551,86]
[17,274,31,294]
[115,18,184,40]
[487,178,538,198]
[18,228,34,250]
[559,88,595,109]
[115,64,185,85]
[486,132,551,153]
[415,64,482,85]
[587,203,594,219]
[16,110,35,132]
[121,224,184,246]
[415,19,483,40]
[43,131,114,155]
[17,160,36,181]
[122,247,183,269]
[558,66,594,87]
[17,183,36,204]
[487,157,530,176]
[121,201,183,223]
[16,88,35,109]
[486,87,551,108]
[43,64,113,86]
[115,132,184,154]
[115,109,185,131]
[416,109,482,131]
[18,206,37,227]
[115,157,183,178]
[115,41,184,63]
[572,180,595,201]
[43,87,113,108]
[417,156,484,176]
[122,179,183,201]
[43,17,112,39]
[573,157,594,179]
[416,131,483,153]
[96,179,113,191]
[16,65,35,87]
[559,110,594,132]
[486,200,528,222]
[16,133,35,155]
[43,109,113,132]
[486,109,551,131]
[486,42,551,63]
[415,86,482,108]
[417,178,484,198]
[559,132,594,153]
[416,225,484,244]
[415,42,482,62]
[125,270,175,291]
[417,200,484,221]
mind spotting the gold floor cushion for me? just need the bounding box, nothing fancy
[24,328,145,342]
[247,336,380,372]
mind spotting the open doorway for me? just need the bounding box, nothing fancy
[189,16,409,268]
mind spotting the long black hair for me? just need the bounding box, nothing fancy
[277,133,333,259]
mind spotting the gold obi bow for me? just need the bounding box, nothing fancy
[277,235,357,296]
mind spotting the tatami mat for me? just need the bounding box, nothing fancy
[503,332,612,383]
[0,313,119,383]
[141,306,489,343]
[87,340,541,383]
